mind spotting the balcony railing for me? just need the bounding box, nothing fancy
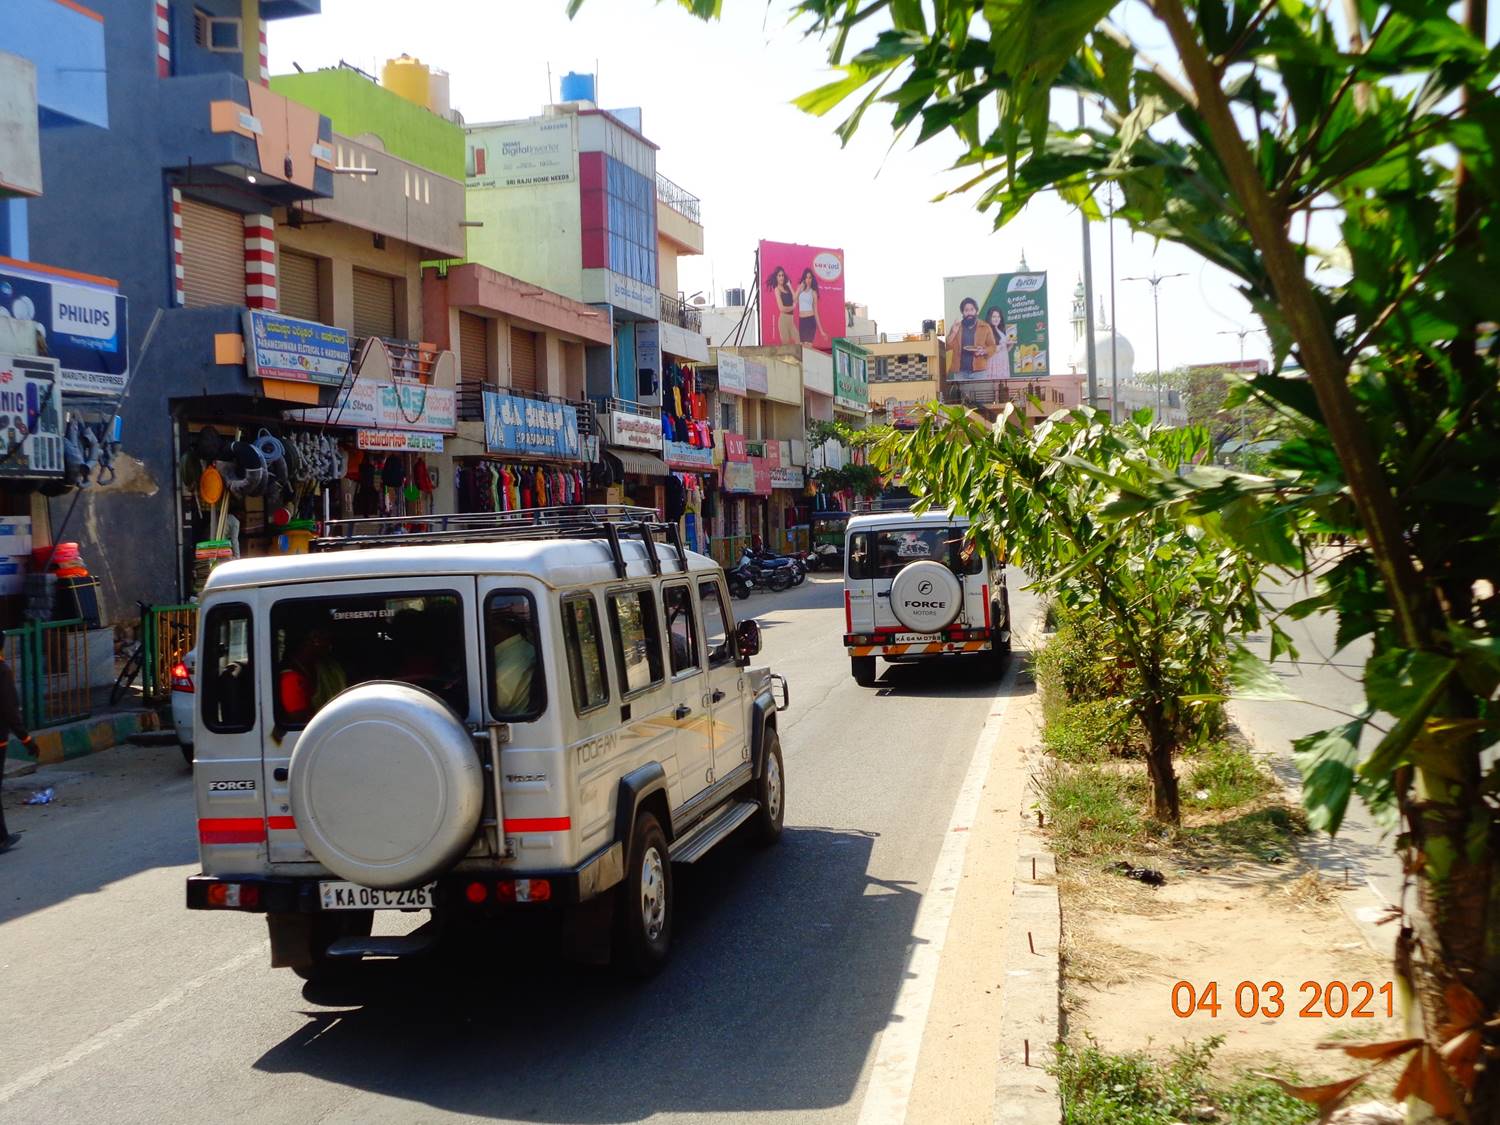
[655,173,701,224]
[353,336,439,383]
[658,291,703,334]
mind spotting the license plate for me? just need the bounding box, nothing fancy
[319,881,435,910]
[893,632,940,644]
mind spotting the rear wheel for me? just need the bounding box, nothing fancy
[613,811,672,976]
[288,909,373,983]
[851,655,877,686]
[767,570,792,593]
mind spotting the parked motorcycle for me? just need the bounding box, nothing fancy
[729,556,793,595]
[743,547,806,587]
[808,542,842,571]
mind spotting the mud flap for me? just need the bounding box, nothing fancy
[561,892,616,966]
[267,912,315,969]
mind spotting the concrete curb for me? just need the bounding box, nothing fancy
[2,710,161,781]
[993,745,1062,1122]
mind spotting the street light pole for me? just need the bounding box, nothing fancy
[1108,184,1119,423]
[1217,326,1266,467]
[1078,94,1098,408]
[1122,271,1187,422]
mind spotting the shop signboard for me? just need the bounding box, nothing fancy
[582,268,657,320]
[717,353,747,397]
[607,408,662,451]
[758,240,847,351]
[466,115,576,189]
[722,431,748,461]
[752,457,772,495]
[769,466,803,490]
[0,265,129,397]
[942,271,1050,379]
[634,321,661,400]
[744,359,768,394]
[0,354,64,478]
[288,378,456,432]
[244,309,351,387]
[833,341,869,411]
[483,390,582,459]
[357,430,444,453]
[663,439,713,470]
[722,458,759,494]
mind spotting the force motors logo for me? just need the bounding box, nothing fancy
[208,779,256,793]
[904,600,951,609]
[917,580,934,596]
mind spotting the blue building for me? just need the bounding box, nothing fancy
[13,0,332,615]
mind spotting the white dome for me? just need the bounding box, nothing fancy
[1069,328,1135,381]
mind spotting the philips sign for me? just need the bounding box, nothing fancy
[0,267,129,397]
[52,285,117,340]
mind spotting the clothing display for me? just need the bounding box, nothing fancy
[454,460,586,513]
[659,360,715,448]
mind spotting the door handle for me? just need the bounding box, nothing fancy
[877,591,891,598]
[710,689,726,703]
[674,704,692,720]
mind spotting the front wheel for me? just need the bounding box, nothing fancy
[767,571,792,593]
[748,728,785,846]
[851,655,877,686]
[110,644,144,706]
[613,811,673,976]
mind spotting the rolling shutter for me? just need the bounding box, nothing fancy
[509,327,538,395]
[459,313,489,381]
[352,269,397,339]
[278,250,320,321]
[179,200,245,309]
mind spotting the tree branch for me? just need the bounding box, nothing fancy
[1150,0,1429,650]
[1217,0,1278,70]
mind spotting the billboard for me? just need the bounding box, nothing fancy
[0,355,65,478]
[758,240,846,352]
[942,272,1049,380]
[244,309,350,387]
[0,265,129,397]
[466,116,576,189]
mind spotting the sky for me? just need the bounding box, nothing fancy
[267,0,1274,374]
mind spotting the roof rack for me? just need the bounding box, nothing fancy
[311,505,689,580]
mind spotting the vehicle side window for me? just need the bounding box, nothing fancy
[201,603,254,733]
[607,588,665,695]
[663,584,700,676]
[847,532,871,579]
[561,593,609,714]
[699,580,734,667]
[485,591,544,721]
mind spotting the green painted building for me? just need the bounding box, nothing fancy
[271,66,464,180]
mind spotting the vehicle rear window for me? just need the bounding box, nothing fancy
[485,591,544,721]
[561,593,609,714]
[270,590,467,727]
[607,588,664,696]
[663,584,700,676]
[201,603,254,733]
[850,527,982,579]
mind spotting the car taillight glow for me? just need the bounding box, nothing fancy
[465,881,488,904]
[205,882,258,908]
[495,880,515,902]
[494,879,551,903]
[844,591,853,633]
[171,661,194,693]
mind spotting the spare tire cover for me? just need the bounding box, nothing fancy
[289,682,482,889]
[889,560,964,633]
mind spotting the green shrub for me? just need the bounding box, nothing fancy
[1041,762,1150,858]
[1054,1036,1316,1125]
[1035,611,1121,715]
[1044,698,1135,762]
[1186,741,1274,811]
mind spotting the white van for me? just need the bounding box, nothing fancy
[842,508,1010,685]
[184,507,789,979]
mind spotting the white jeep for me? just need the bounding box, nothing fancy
[842,507,1010,685]
[185,507,789,979]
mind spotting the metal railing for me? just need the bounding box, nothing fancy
[4,620,89,730]
[655,173,701,224]
[658,291,703,334]
[352,336,441,383]
[142,604,197,704]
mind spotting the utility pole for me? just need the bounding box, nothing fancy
[1108,184,1119,422]
[1122,271,1187,422]
[1078,95,1098,407]
[1217,326,1266,466]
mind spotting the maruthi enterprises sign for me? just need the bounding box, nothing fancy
[244,310,351,387]
[0,266,129,397]
[483,391,582,460]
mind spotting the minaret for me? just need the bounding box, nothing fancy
[1071,277,1087,345]
[1018,249,1030,272]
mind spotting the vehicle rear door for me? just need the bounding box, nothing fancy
[845,529,876,633]
[195,593,265,866]
[697,576,748,784]
[259,578,482,865]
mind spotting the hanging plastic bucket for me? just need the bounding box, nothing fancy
[274,520,317,556]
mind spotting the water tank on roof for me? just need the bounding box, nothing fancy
[383,55,431,109]
[427,69,451,119]
[560,71,597,105]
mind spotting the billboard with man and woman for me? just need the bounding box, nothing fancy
[942,272,1050,380]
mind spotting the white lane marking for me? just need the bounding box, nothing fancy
[856,667,1015,1125]
[0,944,264,1107]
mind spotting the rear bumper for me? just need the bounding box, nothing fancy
[186,841,625,913]
[847,640,992,658]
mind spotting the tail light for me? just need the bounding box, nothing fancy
[844,591,853,633]
[205,882,260,909]
[171,661,194,693]
[981,584,991,631]
[495,878,552,903]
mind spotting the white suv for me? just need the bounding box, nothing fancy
[185,507,789,979]
[842,508,1009,685]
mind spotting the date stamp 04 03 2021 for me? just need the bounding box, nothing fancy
[1172,980,1396,1020]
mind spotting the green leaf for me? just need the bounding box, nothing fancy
[1363,649,1456,718]
[1294,720,1366,835]
[1227,643,1299,701]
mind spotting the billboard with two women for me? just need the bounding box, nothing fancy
[942,272,1050,379]
[759,241,847,352]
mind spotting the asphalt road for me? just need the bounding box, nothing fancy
[0,570,1034,1125]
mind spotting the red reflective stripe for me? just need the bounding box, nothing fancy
[844,591,852,633]
[198,817,266,845]
[267,816,296,831]
[982,584,991,630]
[503,817,571,833]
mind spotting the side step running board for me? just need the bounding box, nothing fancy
[670,800,759,864]
[328,920,442,960]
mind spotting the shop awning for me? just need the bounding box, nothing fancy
[607,449,670,477]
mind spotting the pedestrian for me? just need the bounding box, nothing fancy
[0,650,38,853]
